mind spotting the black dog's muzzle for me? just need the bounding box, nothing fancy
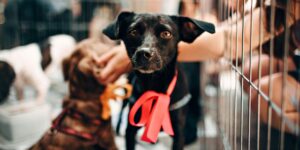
[136,49,154,61]
[132,47,163,73]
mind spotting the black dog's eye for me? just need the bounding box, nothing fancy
[160,31,172,39]
[128,29,138,37]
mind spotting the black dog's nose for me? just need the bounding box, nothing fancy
[137,50,154,60]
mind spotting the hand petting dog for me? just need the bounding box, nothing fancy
[95,42,132,85]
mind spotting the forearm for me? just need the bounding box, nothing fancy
[178,28,225,62]
[177,8,270,62]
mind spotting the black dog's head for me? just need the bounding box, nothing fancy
[103,12,215,73]
[0,61,16,104]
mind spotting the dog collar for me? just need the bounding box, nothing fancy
[128,71,177,143]
[169,93,191,111]
[50,107,103,142]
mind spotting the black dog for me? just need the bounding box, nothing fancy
[103,12,215,150]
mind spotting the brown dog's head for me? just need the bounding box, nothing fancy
[62,39,109,100]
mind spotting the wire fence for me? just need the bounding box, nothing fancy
[0,0,121,49]
[0,0,299,149]
[213,0,300,149]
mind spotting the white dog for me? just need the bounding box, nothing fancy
[0,35,76,103]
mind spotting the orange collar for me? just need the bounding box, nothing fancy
[100,83,133,120]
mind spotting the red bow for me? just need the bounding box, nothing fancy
[128,71,177,143]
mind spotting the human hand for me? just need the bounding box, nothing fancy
[95,43,132,84]
[251,73,300,133]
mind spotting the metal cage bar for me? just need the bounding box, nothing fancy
[215,0,300,150]
[248,0,254,150]
[0,0,299,149]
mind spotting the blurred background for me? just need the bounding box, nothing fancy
[0,0,299,150]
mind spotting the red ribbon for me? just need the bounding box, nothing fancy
[128,71,177,143]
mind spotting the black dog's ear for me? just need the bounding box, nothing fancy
[103,12,135,40]
[171,16,215,43]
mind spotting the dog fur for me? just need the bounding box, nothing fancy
[0,34,76,103]
[0,61,16,102]
[30,39,117,150]
[103,12,215,150]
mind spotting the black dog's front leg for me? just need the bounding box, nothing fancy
[170,107,187,150]
[126,103,141,150]
[125,121,139,150]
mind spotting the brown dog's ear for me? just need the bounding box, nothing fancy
[171,16,215,43]
[103,11,135,40]
[62,57,70,81]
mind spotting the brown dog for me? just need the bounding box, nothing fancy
[30,39,117,150]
